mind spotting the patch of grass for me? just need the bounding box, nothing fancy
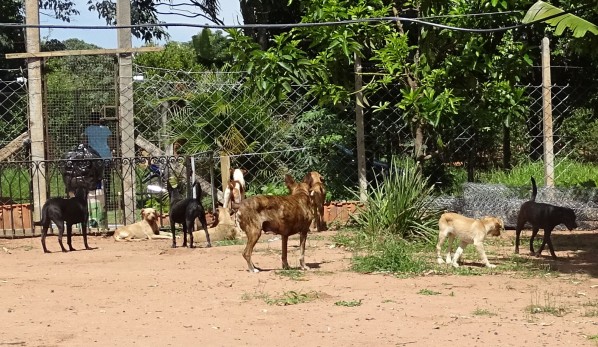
[582,300,598,317]
[418,289,441,296]
[241,291,270,302]
[275,269,307,281]
[472,308,497,317]
[351,239,429,275]
[500,254,554,278]
[265,290,319,306]
[526,292,568,317]
[213,239,245,247]
[334,299,362,307]
[588,334,598,342]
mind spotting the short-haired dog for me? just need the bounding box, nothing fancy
[436,212,503,268]
[113,208,173,241]
[514,177,578,259]
[39,187,92,253]
[236,174,315,272]
[302,171,327,232]
[167,177,211,248]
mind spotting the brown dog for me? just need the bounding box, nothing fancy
[236,174,315,272]
[436,212,503,268]
[113,208,172,241]
[192,207,240,243]
[302,171,327,232]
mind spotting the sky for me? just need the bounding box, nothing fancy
[39,0,242,48]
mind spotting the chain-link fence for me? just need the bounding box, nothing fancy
[0,58,597,236]
[0,69,28,161]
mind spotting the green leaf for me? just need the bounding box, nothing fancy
[523,1,598,38]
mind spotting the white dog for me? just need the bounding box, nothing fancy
[223,168,246,211]
[436,212,503,268]
[113,208,173,241]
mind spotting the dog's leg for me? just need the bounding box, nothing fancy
[66,224,75,251]
[170,222,177,248]
[281,235,290,270]
[536,228,557,259]
[544,229,558,259]
[445,235,455,264]
[81,222,91,250]
[198,212,211,248]
[514,217,526,254]
[41,221,51,253]
[243,229,261,273]
[299,231,308,270]
[529,227,540,256]
[436,231,447,264]
[186,219,195,248]
[182,223,189,247]
[474,241,496,268]
[451,242,467,268]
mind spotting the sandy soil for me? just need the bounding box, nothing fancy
[1,229,597,347]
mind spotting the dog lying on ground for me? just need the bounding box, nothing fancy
[236,174,315,272]
[113,208,173,241]
[223,168,246,211]
[39,186,92,253]
[192,207,240,244]
[303,171,327,232]
[436,212,503,268]
[167,177,211,248]
[514,177,578,259]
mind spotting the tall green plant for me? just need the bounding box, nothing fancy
[353,157,440,244]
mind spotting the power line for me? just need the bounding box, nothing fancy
[0,5,588,33]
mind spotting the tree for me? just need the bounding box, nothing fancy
[191,28,231,67]
[523,1,598,38]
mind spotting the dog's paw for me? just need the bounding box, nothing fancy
[437,258,445,265]
[486,264,497,269]
[451,262,460,268]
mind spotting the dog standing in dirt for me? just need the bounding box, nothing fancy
[436,212,503,268]
[223,168,246,211]
[167,177,211,248]
[236,174,315,272]
[303,171,327,232]
[39,186,92,253]
[514,177,578,259]
[113,207,172,241]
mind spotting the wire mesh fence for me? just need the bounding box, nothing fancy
[0,58,597,236]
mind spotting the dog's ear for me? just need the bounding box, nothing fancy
[242,168,247,174]
[302,172,313,185]
[140,208,146,217]
[284,174,296,188]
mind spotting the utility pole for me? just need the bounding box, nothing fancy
[541,37,555,188]
[117,0,136,224]
[25,0,47,222]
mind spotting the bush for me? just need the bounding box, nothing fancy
[351,239,428,274]
[352,157,440,244]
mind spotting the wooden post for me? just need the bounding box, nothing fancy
[541,37,555,188]
[354,53,367,202]
[25,0,46,221]
[117,0,136,223]
[220,155,231,203]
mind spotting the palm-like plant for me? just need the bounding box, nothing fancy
[523,1,598,37]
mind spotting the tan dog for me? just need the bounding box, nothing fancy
[192,207,240,243]
[113,208,173,241]
[237,174,315,272]
[436,212,503,268]
[302,171,327,232]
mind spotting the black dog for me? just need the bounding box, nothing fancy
[167,177,211,248]
[514,177,578,259]
[39,187,91,253]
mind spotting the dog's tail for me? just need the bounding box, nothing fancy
[530,176,537,202]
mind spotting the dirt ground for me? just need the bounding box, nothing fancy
[1,228,598,347]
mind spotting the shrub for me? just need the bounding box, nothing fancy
[352,157,440,244]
